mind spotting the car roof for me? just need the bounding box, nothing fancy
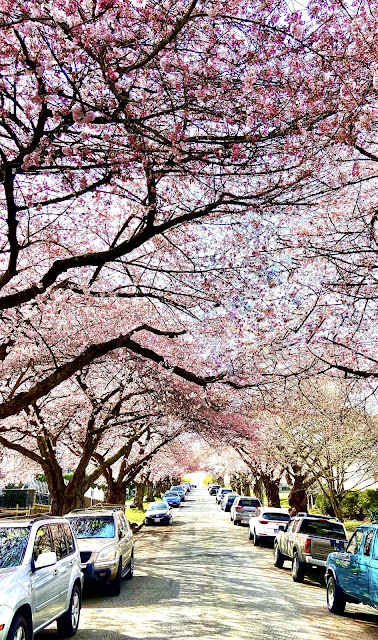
[0,514,67,526]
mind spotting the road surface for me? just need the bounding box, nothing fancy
[41,486,378,640]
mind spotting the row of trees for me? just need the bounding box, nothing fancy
[2,1,378,505]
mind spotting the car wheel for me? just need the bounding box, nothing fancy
[253,530,260,546]
[107,560,122,596]
[233,518,238,525]
[327,575,346,614]
[6,614,29,640]
[292,551,305,582]
[273,545,284,568]
[57,584,81,637]
[124,552,134,580]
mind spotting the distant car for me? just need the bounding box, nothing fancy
[248,507,290,545]
[0,514,83,640]
[221,493,239,512]
[216,487,234,504]
[230,496,261,525]
[326,524,378,615]
[144,502,173,526]
[208,485,221,496]
[170,486,186,501]
[163,492,181,507]
[66,506,134,596]
[182,482,191,492]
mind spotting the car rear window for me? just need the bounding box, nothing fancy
[239,499,260,507]
[300,519,346,539]
[263,513,290,522]
[0,527,29,568]
[68,515,115,539]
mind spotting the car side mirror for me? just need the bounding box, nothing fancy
[33,551,57,571]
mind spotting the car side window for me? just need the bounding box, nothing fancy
[62,523,75,555]
[363,530,375,557]
[346,529,364,555]
[33,525,53,561]
[50,524,68,560]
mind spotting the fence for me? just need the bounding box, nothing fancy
[0,488,50,517]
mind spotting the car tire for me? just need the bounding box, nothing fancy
[124,552,134,580]
[6,614,29,640]
[253,530,260,546]
[108,560,122,596]
[57,584,81,637]
[273,545,284,568]
[292,551,305,582]
[233,518,238,525]
[248,528,253,541]
[327,575,346,614]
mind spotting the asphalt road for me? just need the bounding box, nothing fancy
[41,487,378,640]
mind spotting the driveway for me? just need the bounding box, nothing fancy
[40,487,378,639]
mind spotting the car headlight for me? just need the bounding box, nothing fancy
[96,546,117,562]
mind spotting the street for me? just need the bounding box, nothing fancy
[43,487,378,640]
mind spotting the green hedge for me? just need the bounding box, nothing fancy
[315,489,378,520]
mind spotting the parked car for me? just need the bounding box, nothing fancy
[182,482,191,493]
[170,486,186,501]
[0,514,83,640]
[66,506,134,596]
[273,512,347,582]
[216,487,234,504]
[208,485,221,496]
[326,524,378,615]
[163,491,181,507]
[221,493,239,512]
[248,507,290,545]
[230,496,261,525]
[144,502,173,526]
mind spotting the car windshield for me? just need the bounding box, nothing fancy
[262,513,290,522]
[165,492,177,497]
[148,503,168,511]
[300,519,346,539]
[238,499,260,507]
[68,516,115,539]
[221,489,233,494]
[0,527,29,568]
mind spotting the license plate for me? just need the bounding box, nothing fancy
[154,518,160,522]
[274,529,279,533]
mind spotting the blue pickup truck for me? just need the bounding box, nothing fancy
[325,524,378,614]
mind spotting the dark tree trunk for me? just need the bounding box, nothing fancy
[146,480,154,502]
[154,481,163,498]
[262,475,280,507]
[288,473,308,516]
[105,479,127,505]
[241,477,251,496]
[252,478,263,503]
[132,482,145,509]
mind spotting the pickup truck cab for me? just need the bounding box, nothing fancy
[326,524,378,615]
[274,512,347,582]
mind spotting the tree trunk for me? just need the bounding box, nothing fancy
[262,475,280,507]
[288,473,308,516]
[154,481,163,499]
[252,478,263,503]
[241,477,251,496]
[105,479,127,505]
[132,482,145,509]
[146,480,154,502]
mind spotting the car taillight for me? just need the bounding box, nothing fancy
[304,538,311,554]
[235,506,243,510]
[258,519,269,524]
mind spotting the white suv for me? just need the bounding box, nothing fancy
[0,515,83,640]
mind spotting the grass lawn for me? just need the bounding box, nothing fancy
[125,507,145,525]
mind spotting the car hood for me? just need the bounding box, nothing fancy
[0,566,28,606]
[0,567,20,580]
[75,538,116,552]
